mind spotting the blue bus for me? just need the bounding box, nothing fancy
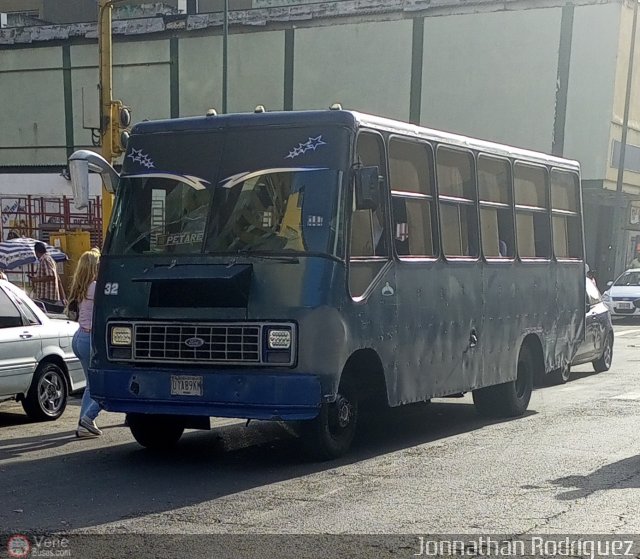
[69,109,584,459]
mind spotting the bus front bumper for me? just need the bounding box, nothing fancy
[88,367,322,421]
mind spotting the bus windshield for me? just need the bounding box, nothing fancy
[108,168,343,257]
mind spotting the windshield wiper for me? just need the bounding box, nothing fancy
[216,250,300,264]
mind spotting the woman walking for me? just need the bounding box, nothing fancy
[68,249,102,438]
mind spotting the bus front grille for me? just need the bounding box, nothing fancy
[133,324,261,364]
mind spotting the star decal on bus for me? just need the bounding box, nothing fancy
[285,135,327,159]
[127,148,155,169]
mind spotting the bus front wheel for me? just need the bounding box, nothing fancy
[472,345,534,418]
[301,378,359,460]
[127,413,185,450]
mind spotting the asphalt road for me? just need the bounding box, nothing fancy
[2,322,640,557]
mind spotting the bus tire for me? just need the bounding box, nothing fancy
[592,333,613,373]
[300,377,358,461]
[472,345,534,418]
[127,413,184,450]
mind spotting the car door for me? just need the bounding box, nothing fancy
[586,280,609,358]
[574,280,600,364]
[0,286,42,397]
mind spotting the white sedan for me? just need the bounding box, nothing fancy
[602,268,640,318]
[0,279,85,420]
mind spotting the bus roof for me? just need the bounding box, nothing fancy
[131,109,580,171]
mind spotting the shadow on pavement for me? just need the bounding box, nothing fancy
[550,454,640,500]
[0,399,534,532]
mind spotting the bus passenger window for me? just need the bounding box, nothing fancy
[389,138,437,257]
[478,155,515,259]
[514,163,550,259]
[551,170,582,259]
[436,147,479,258]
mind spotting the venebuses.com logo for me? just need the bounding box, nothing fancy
[7,534,30,558]
[5,534,71,558]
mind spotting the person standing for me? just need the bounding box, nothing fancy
[28,241,65,312]
[68,250,103,438]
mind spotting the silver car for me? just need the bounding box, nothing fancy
[602,268,640,318]
[0,280,85,420]
[549,278,614,384]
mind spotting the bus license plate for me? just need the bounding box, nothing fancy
[617,302,633,309]
[171,375,203,396]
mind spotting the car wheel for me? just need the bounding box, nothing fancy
[127,413,184,450]
[473,345,534,417]
[548,364,571,385]
[22,362,68,421]
[592,333,613,373]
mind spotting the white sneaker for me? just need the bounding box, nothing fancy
[79,416,103,436]
[76,426,99,438]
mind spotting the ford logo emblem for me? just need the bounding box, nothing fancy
[184,337,205,348]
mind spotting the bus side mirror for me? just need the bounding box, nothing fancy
[69,159,90,210]
[354,166,380,210]
[68,150,120,210]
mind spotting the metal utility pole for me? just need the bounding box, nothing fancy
[614,0,639,276]
[98,0,131,242]
[222,0,229,113]
[99,0,115,241]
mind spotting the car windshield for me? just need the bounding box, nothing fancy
[614,271,640,286]
[108,169,343,257]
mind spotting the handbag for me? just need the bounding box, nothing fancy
[65,299,79,321]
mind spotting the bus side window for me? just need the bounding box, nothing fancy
[551,169,582,259]
[353,132,388,256]
[349,132,389,298]
[389,138,437,257]
[478,155,515,259]
[514,163,550,259]
[351,208,374,256]
[436,147,479,258]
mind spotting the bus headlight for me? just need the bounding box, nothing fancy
[268,329,291,349]
[111,326,132,346]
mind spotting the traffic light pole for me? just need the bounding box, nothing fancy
[99,0,115,242]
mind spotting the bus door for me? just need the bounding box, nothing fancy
[387,137,445,402]
[348,131,398,390]
[430,146,484,395]
[477,154,518,385]
[385,138,484,402]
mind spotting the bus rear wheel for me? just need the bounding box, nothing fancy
[127,413,184,450]
[473,345,534,418]
[301,378,358,461]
